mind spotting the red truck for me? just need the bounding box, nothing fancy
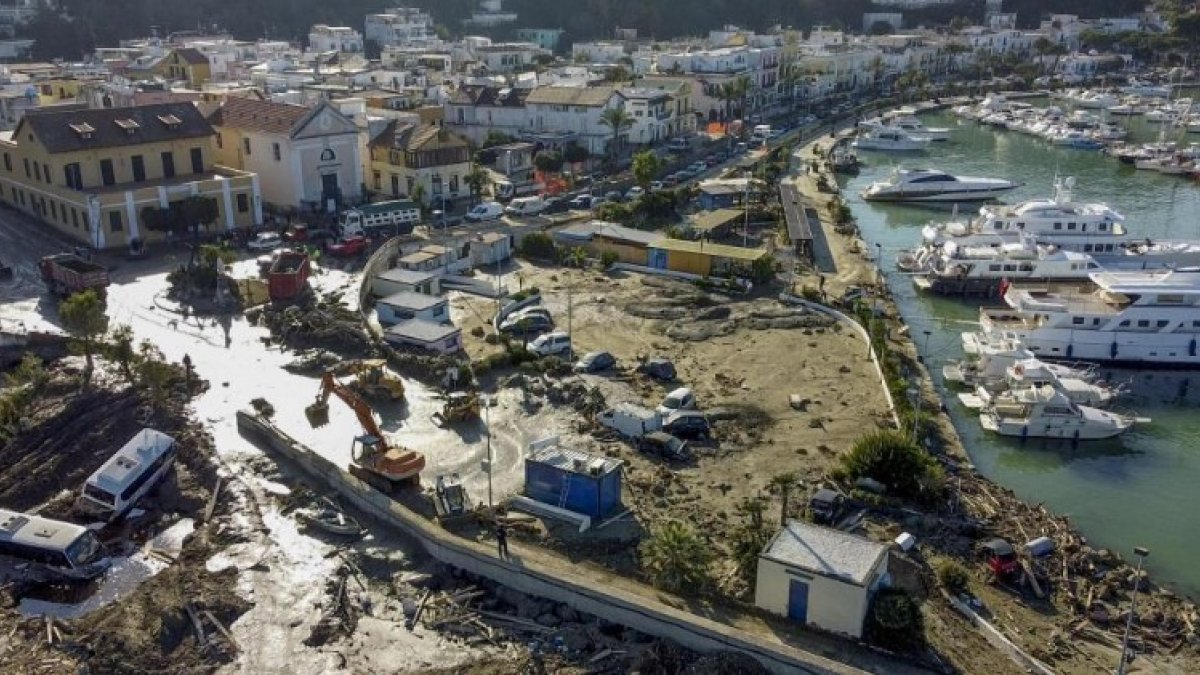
[267,251,311,302]
[39,254,110,298]
[325,235,369,257]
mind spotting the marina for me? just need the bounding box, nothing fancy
[847,104,1200,598]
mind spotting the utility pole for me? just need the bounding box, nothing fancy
[743,168,751,248]
[484,395,493,512]
[1117,547,1151,675]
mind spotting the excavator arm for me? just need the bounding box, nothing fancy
[305,372,385,442]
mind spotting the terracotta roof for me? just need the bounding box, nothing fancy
[524,86,619,107]
[19,102,214,154]
[206,97,310,135]
[174,48,209,66]
[369,120,468,152]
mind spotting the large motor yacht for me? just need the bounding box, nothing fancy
[977,386,1143,440]
[967,270,1200,367]
[903,237,1104,296]
[863,168,1020,203]
[852,127,930,152]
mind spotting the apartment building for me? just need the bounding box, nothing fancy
[365,7,439,48]
[367,121,471,208]
[309,25,364,54]
[0,103,261,250]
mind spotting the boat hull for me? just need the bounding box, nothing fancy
[975,329,1200,368]
[864,186,1017,203]
[980,413,1129,439]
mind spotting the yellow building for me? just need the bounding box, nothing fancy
[646,238,767,277]
[152,48,212,89]
[367,120,471,207]
[0,102,262,250]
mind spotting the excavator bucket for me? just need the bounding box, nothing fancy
[305,401,331,427]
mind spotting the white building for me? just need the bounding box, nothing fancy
[308,25,364,54]
[621,87,676,145]
[444,85,532,145]
[572,41,627,65]
[654,45,779,113]
[376,291,450,326]
[365,7,439,48]
[523,86,625,156]
[464,0,517,27]
[472,43,546,73]
[755,520,889,639]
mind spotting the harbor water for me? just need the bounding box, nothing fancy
[843,105,1200,598]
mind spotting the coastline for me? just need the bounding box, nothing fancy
[789,104,1200,672]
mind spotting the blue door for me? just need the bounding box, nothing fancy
[648,248,668,269]
[787,579,810,622]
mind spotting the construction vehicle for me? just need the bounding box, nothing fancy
[305,372,425,491]
[39,253,109,298]
[332,359,405,402]
[431,391,480,426]
[431,473,469,521]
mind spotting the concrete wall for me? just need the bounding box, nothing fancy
[235,411,862,675]
[755,557,885,639]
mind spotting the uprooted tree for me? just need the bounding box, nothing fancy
[835,430,944,503]
[142,195,220,266]
[59,289,110,387]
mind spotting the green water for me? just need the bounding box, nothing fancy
[843,105,1200,598]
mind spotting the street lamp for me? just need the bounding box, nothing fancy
[482,394,494,512]
[1117,546,1151,675]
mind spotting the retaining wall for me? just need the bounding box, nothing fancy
[236,410,868,675]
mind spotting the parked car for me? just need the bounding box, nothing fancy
[542,197,570,215]
[625,186,645,201]
[465,202,505,222]
[500,312,553,334]
[505,306,553,323]
[667,137,691,152]
[636,357,676,382]
[660,175,678,187]
[657,387,697,416]
[574,350,616,373]
[505,196,547,218]
[526,330,571,357]
[568,194,595,210]
[688,161,708,174]
[639,432,689,460]
[325,235,369,257]
[704,155,720,167]
[248,232,283,251]
[649,181,665,192]
[596,403,662,438]
[604,190,623,203]
[663,410,710,439]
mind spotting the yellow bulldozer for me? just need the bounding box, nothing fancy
[432,391,481,426]
[332,359,405,402]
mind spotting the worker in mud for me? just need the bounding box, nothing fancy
[495,523,509,560]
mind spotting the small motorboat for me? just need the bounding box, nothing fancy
[296,498,363,537]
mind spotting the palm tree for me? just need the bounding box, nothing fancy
[599,106,634,166]
[639,520,712,593]
[766,472,801,527]
[465,164,490,205]
[732,75,753,122]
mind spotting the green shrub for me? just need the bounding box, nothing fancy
[600,250,619,268]
[639,521,713,593]
[837,430,944,503]
[936,560,970,594]
[800,286,823,302]
[517,232,557,260]
[866,589,925,652]
[483,333,501,345]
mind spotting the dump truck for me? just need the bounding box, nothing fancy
[267,251,311,302]
[39,253,109,298]
[339,200,421,239]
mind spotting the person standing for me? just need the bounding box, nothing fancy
[496,523,509,560]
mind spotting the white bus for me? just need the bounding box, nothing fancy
[78,428,177,522]
[0,509,110,580]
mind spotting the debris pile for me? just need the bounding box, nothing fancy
[305,564,363,647]
[253,299,375,357]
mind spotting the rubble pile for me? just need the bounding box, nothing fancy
[253,299,375,357]
[304,564,363,647]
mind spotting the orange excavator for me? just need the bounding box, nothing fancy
[304,372,426,491]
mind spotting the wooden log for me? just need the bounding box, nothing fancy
[203,611,241,653]
[409,589,431,630]
[588,647,613,664]
[204,478,222,524]
[1022,560,1045,599]
[184,603,207,647]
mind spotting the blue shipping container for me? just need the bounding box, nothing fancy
[524,447,622,519]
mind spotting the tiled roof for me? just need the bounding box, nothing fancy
[762,520,888,586]
[525,86,619,107]
[20,102,214,154]
[448,84,530,107]
[174,48,209,66]
[369,120,468,152]
[206,97,309,135]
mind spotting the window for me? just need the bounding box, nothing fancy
[988,264,1002,272]
[1099,223,1107,231]
[71,209,78,229]
[190,147,203,174]
[22,157,29,178]
[161,151,175,179]
[272,143,281,161]
[42,164,50,184]
[1067,222,1076,230]
[432,305,446,318]
[319,148,336,161]
[1093,318,1101,326]
[237,193,248,213]
[390,175,399,196]
[373,171,381,191]
[1119,320,1130,327]
[1072,317,1085,325]
[216,132,223,149]
[1053,222,1062,230]
[2,153,9,172]
[1083,244,1092,252]
[50,201,57,220]
[242,137,251,155]
[406,176,415,194]
[63,163,82,190]
[108,211,122,232]
[131,155,145,182]
[99,159,115,186]
[1159,294,1185,304]
[1157,320,1170,328]
[449,175,459,193]
[1137,320,1150,328]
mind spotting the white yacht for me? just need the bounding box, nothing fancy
[906,238,1103,296]
[969,270,1200,367]
[977,386,1143,440]
[852,127,930,152]
[944,338,1096,388]
[872,109,953,141]
[862,168,1020,203]
[957,359,1119,409]
[1070,91,1120,109]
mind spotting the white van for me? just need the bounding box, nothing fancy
[657,387,697,416]
[752,124,772,141]
[597,403,663,439]
[78,428,177,522]
[465,201,505,222]
[504,196,547,217]
[0,509,111,580]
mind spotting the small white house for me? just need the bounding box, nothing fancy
[755,520,889,639]
[373,268,441,297]
[377,291,450,326]
[469,231,512,267]
[384,320,462,354]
